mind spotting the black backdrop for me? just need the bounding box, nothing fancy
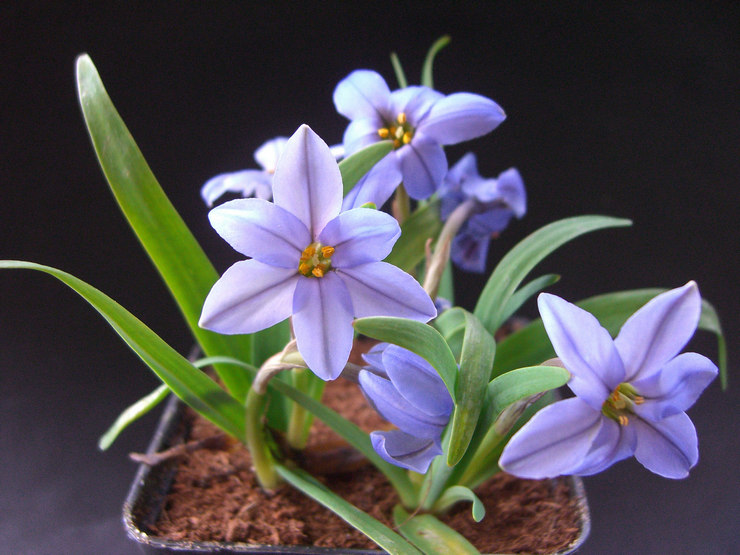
[1,3,738,554]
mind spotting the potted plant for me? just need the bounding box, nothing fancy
[1,37,726,554]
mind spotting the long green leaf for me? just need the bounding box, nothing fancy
[385,199,443,271]
[431,486,485,523]
[498,273,560,326]
[393,506,479,555]
[1,261,245,440]
[75,55,252,399]
[354,317,458,398]
[276,465,420,555]
[474,215,632,334]
[340,140,394,195]
[447,311,496,466]
[421,35,451,89]
[99,383,169,450]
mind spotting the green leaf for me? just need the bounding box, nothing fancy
[75,54,252,399]
[340,140,394,195]
[354,317,458,399]
[99,383,169,450]
[432,307,466,338]
[421,35,451,89]
[1,261,246,440]
[431,485,485,523]
[474,215,632,335]
[268,377,417,507]
[447,311,496,466]
[437,259,455,305]
[393,506,479,555]
[390,52,409,89]
[276,465,420,555]
[498,273,560,326]
[385,198,443,271]
[493,288,727,383]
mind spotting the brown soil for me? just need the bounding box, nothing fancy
[150,340,582,553]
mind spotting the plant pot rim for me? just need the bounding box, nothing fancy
[123,395,591,554]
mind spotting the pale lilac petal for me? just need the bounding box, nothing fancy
[370,430,442,473]
[382,344,453,417]
[361,343,389,377]
[343,118,383,156]
[494,168,527,217]
[201,169,271,206]
[208,198,310,267]
[389,86,444,124]
[272,125,343,238]
[292,272,354,380]
[333,70,391,121]
[570,419,636,476]
[359,371,448,438]
[451,231,489,273]
[318,209,400,268]
[419,93,506,145]
[397,136,448,200]
[338,262,436,321]
[341,153,402,210]
[468,209,515,235]
[615,282,702,382]
[538,293,625,408]
[199,260,298,334]
[499,398,603,479]
[254,137,288,172]
[632,352,718,421]
[444,152,480,191]
[633,412,698,479]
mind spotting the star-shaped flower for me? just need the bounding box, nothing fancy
[333,70,506,200]
[199,125,437,380]
[499,282,717,479]
[359,343,454,473]
[440,153,526,273]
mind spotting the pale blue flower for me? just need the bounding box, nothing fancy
[359,343,453,473]
[333,70,506,200]
[499,282,717,479]
[199,125,436,380]
[440,153,526,273]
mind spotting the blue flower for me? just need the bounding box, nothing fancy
[199,125,436,381]
[499,282,717,479]
[359,343,453,473]
[440,153,526,273]
[333,70,506,200]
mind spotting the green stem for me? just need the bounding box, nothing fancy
[245,388,280,491]
[286,368,325,449]
[392,183,411,226]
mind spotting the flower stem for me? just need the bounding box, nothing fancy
[392,183,411,226]
[286,368,325,450]
[245,387,280,491]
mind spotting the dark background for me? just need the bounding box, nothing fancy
[1,2,738,554]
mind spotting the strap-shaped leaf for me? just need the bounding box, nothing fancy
[1,261,245,440]
[474,215,632,335]
[385,198,443,272]
[421,35,451,89]
[498,273,560,327]
[99,383,169,450]
[354,317,458,398]
[76,55,251,399]
[393,506,479,555]
[447,310,496,465]
[340,140,394,195]
[276,465,420,555]
[431,485,485,523]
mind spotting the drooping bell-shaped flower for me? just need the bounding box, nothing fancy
[333,70,506,200]
[439,153,526,273]
[359,343,453,473]
[199,125,437,380]
[499,282,717,479]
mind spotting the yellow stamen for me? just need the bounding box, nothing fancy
[618,415,629,427]
[402,131,412,144]
[312,266,324,278]
[634,396,645,405]
[393,139,401,148]
[321,246,335,258]
[397,112,407,124]
[377,128,389,138]
[299,262,311,275]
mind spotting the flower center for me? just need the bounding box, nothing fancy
[298,242,335,278]
[377,112,414,149]
[601,383,645,426]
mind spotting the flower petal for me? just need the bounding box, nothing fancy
[333,70,391,121]
[361,342,389,378]
[389,86,444,124]
[292,272,354,380]
[342,117,383,156]
[633,412,698,479]
[199,260,297,334]
[450,231,489,273]
[419,92,506,145]
[370,430,442,473]
[338,262,436,321]
[208,198,310,267]
[201,169,272,206]
[341,153,402,211]
[254,136,288,172]
[318,209,400,268]
[538,293,625,408]
[382,344,453,417]
[359,371,448,438]
[498,397,603,479]
[632,352,718,421]
[615,281,702,382]
[493,167,527,217]
[570,419,636,476]
[397,136,448,200]
[272,125,343,238]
